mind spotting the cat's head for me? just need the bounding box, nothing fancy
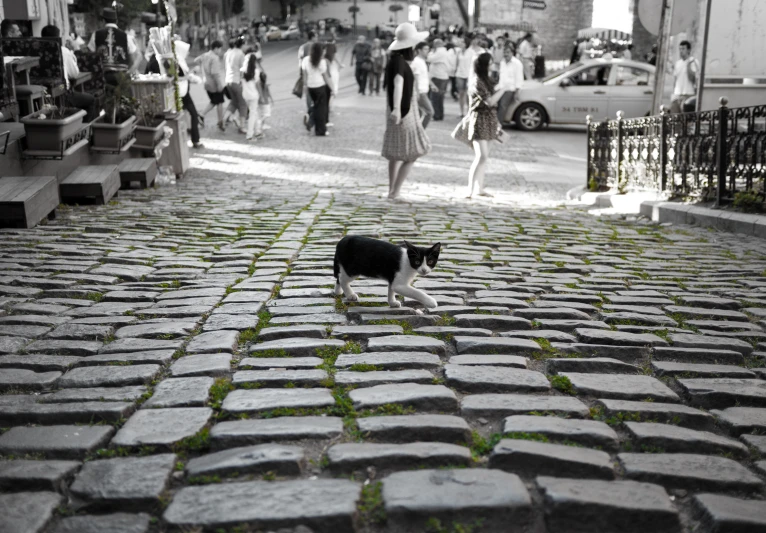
[404,241,441,276]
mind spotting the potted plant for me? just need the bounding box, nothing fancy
[134,92,167,148]
[20,88,86,151]
[91,72,138,150]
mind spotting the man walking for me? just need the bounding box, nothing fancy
[350,35,371,95]
[223,37,247,133]
[427,38,450,121]
[411,41,435,129]
[195,40,226,131]
[497,44,524,124]
[671,40,699,114]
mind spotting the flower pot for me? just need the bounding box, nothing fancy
[134,119,167,148]
[20,108,87,151]
[91,115,137,150]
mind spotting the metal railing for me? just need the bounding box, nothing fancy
[587,98,766,206]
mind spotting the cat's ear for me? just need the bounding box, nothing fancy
[429,243,441,257]
[403,240,417,251]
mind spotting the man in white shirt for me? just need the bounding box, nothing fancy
[412,41,435,129]
[427,38,450,121]
[42,25,95,120]
[671,40,699,113]
[497,44,524,124]
[490,35,505,82]
[223,37,247,133]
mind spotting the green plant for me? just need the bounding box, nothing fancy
[138,92,164,127]
[733,190,764,213]
[209,378,234,409]
[173,428,210,454]
[358,482,386,526]
[103,72,138,124]
[549,375,574,395]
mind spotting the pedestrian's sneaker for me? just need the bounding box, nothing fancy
[262,124,272,130]
[217,121,225,132]
[326,122,334,127]
[192,142,205,149]
[303,113,310,131]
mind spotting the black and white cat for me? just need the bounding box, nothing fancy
[333,236,441,309]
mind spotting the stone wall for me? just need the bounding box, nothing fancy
[479,0,594,60]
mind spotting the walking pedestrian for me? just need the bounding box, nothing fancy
[490,35,505,83]
[223,37,247,133]
[241,52,262,141]
[325,42,343,116]
[382,23,432,200]
[453,52,504,198]
[302,42,334,136]
[446,41,458,100]
[454,39,471,116]
[194,40,226,132]
[257,70,274,132]
[427,38,450,120]
[671,40,699,113]
[496,43,523,124]
[411,41,435,129]
[299,31,319,129]
[368,38,386,95]
[351,35,372,95]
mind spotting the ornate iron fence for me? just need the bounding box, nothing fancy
[587,98,766,206]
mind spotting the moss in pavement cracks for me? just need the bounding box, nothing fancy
[548,375,574,395]
[368,319,413,335]
[209,378,235,409]
[358,481,387,527]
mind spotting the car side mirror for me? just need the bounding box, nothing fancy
[560,78,572,87]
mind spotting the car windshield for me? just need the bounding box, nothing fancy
[542,62,582,83]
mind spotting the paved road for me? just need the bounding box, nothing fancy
[1,39,766,533]
[187,39,587,206]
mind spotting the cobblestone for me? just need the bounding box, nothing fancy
[2,48,766,530]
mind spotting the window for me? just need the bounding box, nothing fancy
[570,65,611,86]
[614,66,653,86]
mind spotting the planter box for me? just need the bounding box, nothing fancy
[20,108,87,152]
[134,120,167,148]
[91,115,137,150]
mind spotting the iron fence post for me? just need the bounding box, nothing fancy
[586,115,592,189]
[715,97,729,207]
[659,105,669,191]
[616,111,624,189]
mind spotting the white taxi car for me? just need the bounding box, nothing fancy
[504,59,656,130]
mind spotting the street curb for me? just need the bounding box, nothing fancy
[640,201,766,239]
[568,186,664,214]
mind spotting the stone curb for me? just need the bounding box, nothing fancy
[640,201,766,238]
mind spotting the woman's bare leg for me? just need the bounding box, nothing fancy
[391,161,415,198]
[388,160,402,197]
[467,140,489,197]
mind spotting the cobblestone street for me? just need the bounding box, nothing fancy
[2,44,766,533]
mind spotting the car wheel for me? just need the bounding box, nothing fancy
[515,103,546,131]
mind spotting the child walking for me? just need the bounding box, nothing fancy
[240,52,263,141]
[256,71,274,132]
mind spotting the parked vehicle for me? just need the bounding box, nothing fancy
[503,59,656,130]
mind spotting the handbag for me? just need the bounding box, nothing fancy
[292,75,303,98]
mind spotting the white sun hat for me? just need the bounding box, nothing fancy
[388,23,430,51]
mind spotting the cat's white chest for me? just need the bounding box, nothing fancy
[396,249,418,284]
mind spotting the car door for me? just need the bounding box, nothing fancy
[608,64,655,119]
[554,64,611,124]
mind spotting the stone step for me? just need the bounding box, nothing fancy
[502,415,619,451]
[0,175,59,229]
[210,417,343,449]
[60,165,120,205]
[623,421,749,457]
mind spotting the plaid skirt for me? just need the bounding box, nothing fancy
[381,92,431,162]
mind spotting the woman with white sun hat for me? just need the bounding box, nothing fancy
[381,23,432,200]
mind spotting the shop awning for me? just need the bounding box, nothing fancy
[480,21,538,33]
[577,27,632,41]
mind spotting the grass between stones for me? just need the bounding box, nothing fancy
[469,430,556,458]
[358,481,387,527]
[368,319,413,334]
[425,517,486,533]
[548,375,574,395]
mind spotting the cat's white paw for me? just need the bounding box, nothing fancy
[333,283,343,296]
[388,299,402,308]
[345,292,359,302]
[422,296,438,309]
